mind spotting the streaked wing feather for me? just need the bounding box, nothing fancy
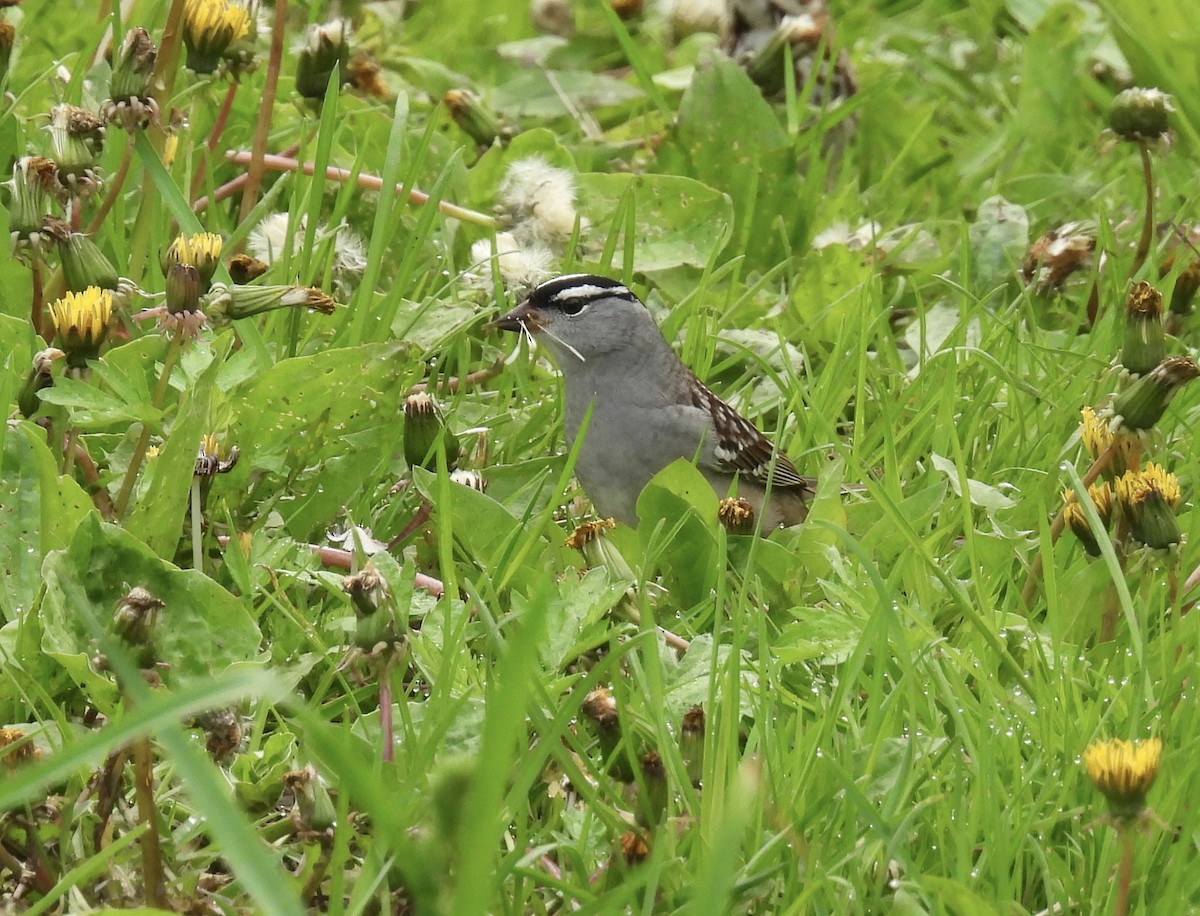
[691,381,811,490]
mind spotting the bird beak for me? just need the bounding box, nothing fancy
[485,298,545,333]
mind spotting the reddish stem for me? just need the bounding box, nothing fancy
[222,150,498,227]
[190,80,241,203]
[192,142,300,212]
[237,0,288,225]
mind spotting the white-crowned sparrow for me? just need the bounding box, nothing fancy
[489,273,816,529]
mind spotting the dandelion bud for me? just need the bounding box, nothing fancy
[193,707,243,760]
[228,252,268,284]
[103,27,160,129]
[616,831,650,867]
[5,156,57,249]
[1108,87,1172,143]
[430,755,476,842]
[582,686,631,781]
[565,518,635,583]
[1120,281,1166,376]
[48,104,105,175]
[0,18,14,84]
[1115,464,1182,550]
[207,283,337,320]
[49,287,113,367]
[194,433,239,477]
[1112,355,1200,431]
[718,496,756,533]
[58,231,121,293]
[403,392,460,471]
[636,752,668,827]
[182,0,252,74]
[1021,221,1095,294]
[611,0,643,20]
[17,347,64,418]
[342,565,402,650]
[110,28,158,102]
[679,705,704,787]
[347,52,389,99]
[284,766,337,831]
[222,3,259,75]
[444,89,507,148]
[530,0,574,37]
[167,263,204,319]
[1168,260,1200,322]
[1062,483,1112,557]
[1083,737,1161,823]
[449,468,485,491]
[0,727,42,772]
[295,19,350,101]
[113,587,165,667]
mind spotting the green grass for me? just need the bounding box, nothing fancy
[1,0,1199,912]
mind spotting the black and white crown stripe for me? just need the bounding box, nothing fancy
[529,274,640,311]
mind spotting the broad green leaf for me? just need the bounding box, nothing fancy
[38,374,163,428]
[931,452,1016,511]
[0,421,94,624]
[125,334,233,556]
[576,172,733,272]
[40,516,263,715]
[491,69,643,120]
[655,52,798,269]
[637,458,720,607]
[218,341,419,533]
[968,195,1029,300]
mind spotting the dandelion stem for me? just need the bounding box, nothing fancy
[1114,826,1135,916]
[378,663,394,763]
[152,0,187,112]
[237,0,288,226]
[132,735,168,907]
[1021,439,1120,609]
[223,150,500,228]
[192,142,300,212]
[1130,145,1155,279]
[190,80,241,203]
[30,254,49,343]
[190,477,203,571]
[113,333,183,519]
[405,358,505,397]
[87,136,136,235]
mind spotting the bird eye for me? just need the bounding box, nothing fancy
[558,300,588,316]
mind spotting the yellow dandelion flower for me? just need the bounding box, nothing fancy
[1083,737,1162,821]
[49,287,113,367]
[1079,406,1135,477]
[165,231,224,286]
[718,496,756,533]
[182,0,252,74]
[1062,482,1114,557]
[1115,465,1183,549]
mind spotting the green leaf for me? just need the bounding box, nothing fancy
[38,374,163,428]
[655,52,799,268]
[0,421,94,624]
[125,334,233,555]
[491,69,643,120]
[931,452,1016,511]
[40,516,263,716]
[213,342,418,537]
[637,458,720,607]
[576,172,733,272]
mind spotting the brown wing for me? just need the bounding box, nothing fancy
[690,381,812,489]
